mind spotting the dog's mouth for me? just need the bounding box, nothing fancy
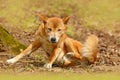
[51,41,57,43]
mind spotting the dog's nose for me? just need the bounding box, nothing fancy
[51,38,56,43]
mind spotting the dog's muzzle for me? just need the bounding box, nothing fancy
[50,37,57,43]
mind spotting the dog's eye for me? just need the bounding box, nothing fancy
[58,29,61,32]
[48,28,52,31]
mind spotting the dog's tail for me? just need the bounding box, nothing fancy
[81,35,98,64]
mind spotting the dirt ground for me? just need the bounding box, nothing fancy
[0,25,120,73]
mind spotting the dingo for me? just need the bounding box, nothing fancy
[6,15,98,68]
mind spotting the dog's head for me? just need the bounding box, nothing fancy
[39,15,70,43]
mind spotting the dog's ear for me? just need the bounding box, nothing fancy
[62,16,70,24]
[39,14,48,24]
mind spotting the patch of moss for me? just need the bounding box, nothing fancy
[0,25,26,54]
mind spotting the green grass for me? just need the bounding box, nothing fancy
[0,72,120,80]
[67,25,75,36]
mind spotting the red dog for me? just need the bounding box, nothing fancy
[7,15,98,68]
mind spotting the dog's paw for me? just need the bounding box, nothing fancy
[6,58,17,64]
[44,63,52,69]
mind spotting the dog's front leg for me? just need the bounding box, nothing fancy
[44,48,61,68]
[6,39,41,64]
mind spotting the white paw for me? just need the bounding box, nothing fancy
[44,63,52,69]
[6,58,17,64]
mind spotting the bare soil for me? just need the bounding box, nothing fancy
[0,25,120,73]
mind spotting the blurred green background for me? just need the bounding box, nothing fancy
[0,72,120,80]
[0,0,120,32]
